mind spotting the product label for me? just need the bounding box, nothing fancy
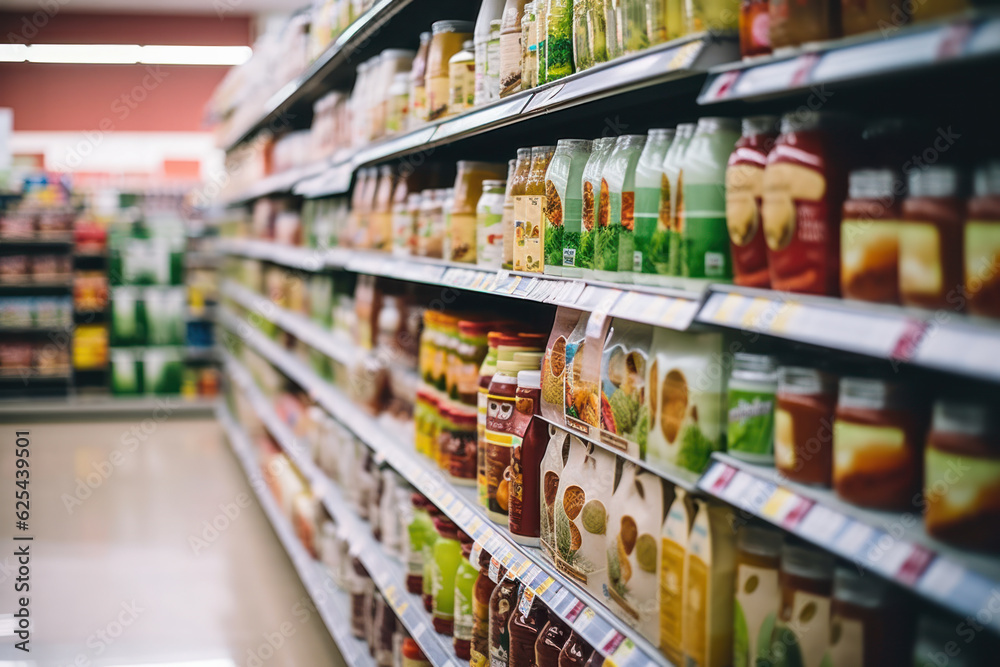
[486,36,501,102]
[785,590,831,667]
[515,195,545,272]
[727,388,776,459]
[563,247,576,267]
[965,220,1000,311]
[734,563,780,667]
[486,389,517,521]
[499,32,522,96]
[681,182,731,279]
[512,194,527,271]
[427,74,450,121]
[899,221,943,298]
[449,61,475,112]
[450,212,478,263]
[774,408,794,471]
[826,614,863,667]
[478,386,490,506]
[832,420,907,489]
[841,219,900,299]
[633,186,662,275]
[412,83,427,122]
[726,163,765,247]
[479,209,504,266]
[455,583,475,641]
[544,179,567,269]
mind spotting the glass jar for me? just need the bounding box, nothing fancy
[450,161,508,264]
[514,145,557,273]
[478,331,503,508]
[500,0,529,96]
[449,40,476,116]
[778,544,834,667]
[392,190,414,255]
[727,353,779,463]
[900,165,966,310]
[486,364,523,526]
[632,128,675,284]
[387,72,410,135]
[775,366,837,486]
[727,115,779,288]
[487,19,504,101]
[833,377,925,510]
[966,161,1000,318]
[428,21,474,121]
[925,400,1000,553]
[454,537,479,660]
[828,567,905,666]
[840,168,903,304]
[544,139,594,276]
[740,0,772,57]
[545,0,575,82]
[477,179,509,269]
[735,524,783,667]
[446,404,479,485]
[574,136,616,277]
[595,133,648,281]
[409,32,432,128]
[769,0,839,49]
[417,189,447,258]
[522,2,539,90]
[506,148,533,270]
[573,0,609,71]
[617,0,650,54]
[763,112,852,296]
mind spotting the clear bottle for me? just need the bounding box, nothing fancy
[604,0,622,59]
[515,145,557,273]
[405,493,436,594]
[632,128,675,284]
[386,72,411,135]
[522,3,539,90]
[476,0,507,106]
[454,536,479,659]
[500,0,529,97]
[505,149,533,270]
[545,0,575,82]
[595,134,647,282]
[543,138,594,276]
[449,161,508,264]
[449,40,477,115]
[618,0,650,54]
[487,19,504,101]
[678,116,740,287]
[573,136,616,277]
[536,0,548,85]
[477,179,509,269]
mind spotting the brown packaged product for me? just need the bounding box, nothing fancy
[541,307,584,424]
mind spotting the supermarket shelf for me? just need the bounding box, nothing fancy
[699,10,1000,103]
[217,240,703,332]
[696,285,1000,383]
[221,280,354,366]
[217,403,377,667]
[0,325,70,334]
[220,307,671,667]
[700,453,1000,634]
[224,352,458,667]
[223,0,434,151]
[185,345,221,361]
[0,395,218,420]
[0,281,73,292]
[0,235,74,246]
[223,160,329,207]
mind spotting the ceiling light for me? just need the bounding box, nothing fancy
[0,44,252,66]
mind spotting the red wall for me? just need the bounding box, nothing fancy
[0,11,252,132]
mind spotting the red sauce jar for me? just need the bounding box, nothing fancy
[899,165,966,310]
[925,400,1000,553]
[840,169,903,303]
[445,404,479,485]
[965,161,1000,318]
[740,0,772,57]
[829,567,908,666]
[763,112,852,296]
[832,377,926,510]
[775,366,838,486]
[727,115,779,287]
[769,0,841,50]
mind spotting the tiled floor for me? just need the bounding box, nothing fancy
[0,416,345,666]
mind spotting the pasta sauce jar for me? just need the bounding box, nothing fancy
[775,366,838,486]
[833,377,926,510]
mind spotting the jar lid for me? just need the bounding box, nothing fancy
[907,165,963,198]
[381,48,415,61]
[411,492,429,508]
[781,543,834,580]
[675,122,697,137]
[733,352,778,375]
[647,128,675,140]
[974,160,1000,197]
[833,567,888,608]
[932,399,994,437]
[737,524,783,558]
[419,31,432,43]
[463,39,474,50]
[517,147,532,159]
[531,145,557,156]
[492,365,522,380]
[459,319,494,337]
[452,405,477,425]
[778,366,836,396]
[556,138,594,150]
[518,369,541,389]
[483,179,507,189]
[742,115,779,136]
[402,638,427,661]
[697,117,740,133]
[457,160,505,171]
[379,164,393,176]
[392,71,410,85]
[848,168,899,200]
[495,332,526,347]
[513,351,544,366]
[432,20,474,34]
[434,515,459,538]
[518,332,548,347]
[838,376,903,410]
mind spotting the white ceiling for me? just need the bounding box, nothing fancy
[1,0,306,14]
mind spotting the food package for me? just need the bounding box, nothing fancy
[541,307,583,424]
[682,500,736,667]
[599,318,653,459]
[660,488,696,663]
[539,423,574,562]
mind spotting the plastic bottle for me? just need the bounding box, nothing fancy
[508,587,545,667]
[500,0,529,97]
[476,0,507,105]
[472,549,499,666]
[534,608,570,665]
[454,535,479,659]
[431,516,462,635]
[489,572,520,667]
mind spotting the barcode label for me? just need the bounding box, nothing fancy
[632,251,642,272]
[562,248,576,266]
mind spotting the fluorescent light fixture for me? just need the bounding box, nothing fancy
[0,44,252,66]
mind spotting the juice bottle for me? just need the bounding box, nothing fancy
[431,516,462,635]
[508,586,545,666]
[454,535,479,659]
[472,549,500,667]
[535,608,570,665]
[489,571,520,667]
[506,148,533,270]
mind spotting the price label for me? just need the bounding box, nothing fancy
[769,301,802,334]
[565,600,586,622]
[470,541,484,567]
[660,298,689,328]
[798,504,847,545]
[918,557,964,598]
[834,522,875,559]
[576,606,596,631]
[535,576,555,597]
[489,557,501,583]
[517,586,536,616]
[712,293,745,324]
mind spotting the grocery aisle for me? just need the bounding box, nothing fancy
[0,417,345,666]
